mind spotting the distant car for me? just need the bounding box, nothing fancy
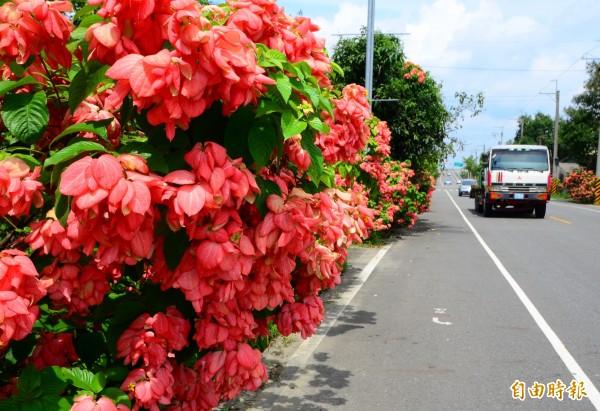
[458,179,476,196]
[447,172,451,176]
[444,179,452,185]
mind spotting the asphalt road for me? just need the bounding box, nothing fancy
[230,182,600,411]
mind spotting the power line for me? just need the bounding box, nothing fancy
[428,66,584,72]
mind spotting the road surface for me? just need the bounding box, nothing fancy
[226,183,600,410]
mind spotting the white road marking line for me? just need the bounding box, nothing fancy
[433,317,452,326]
[446,191,600,409]
[285,243,392,369]
[552,201,600,213]
[255,244,392,407]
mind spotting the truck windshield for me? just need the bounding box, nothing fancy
[490,149,549,171]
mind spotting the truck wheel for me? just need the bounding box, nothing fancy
[534,203,546,219]
[483,199,493,217]
[475,197,483,213]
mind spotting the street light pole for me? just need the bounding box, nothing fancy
[365,0,375,102]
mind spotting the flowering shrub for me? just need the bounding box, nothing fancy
[563,169,596,203]
[336,117,434,231]
[403,61,427,84]
[0,0,432,409]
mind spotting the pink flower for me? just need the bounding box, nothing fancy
[30,332,78,370]
[316,84,371,164]
[284,135,311,172]
[59,155,123,211]
[121,363,174,411]
[25,213,78,261]
[0,157,44,217]
[71,394,126,411]
[196,343,267,401]
[275,296,325,339]
[42,263,110,315]
[0,291,39,348]
[117,308,190,367]
[0,0,74,69]
[0,249,46,348]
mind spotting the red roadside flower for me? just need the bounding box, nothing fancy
[0,249,46,349]
[71,394,125,411]
[121,362,175,411]
[0,157,44,218]
[30,332,78,369]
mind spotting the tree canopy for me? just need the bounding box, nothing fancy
[331,29,449,174]
[512,61,599,172]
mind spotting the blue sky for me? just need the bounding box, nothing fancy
[276,0,600,164]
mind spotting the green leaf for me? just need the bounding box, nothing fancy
[164,229,190,271]
[100,387,131,408]
[119,141,169,175]
[0,398,19,411]
[104,366,130,383]
[44,141,107,170]
[248,121,277,169]
[273,72,292,103]
[319,95,334,117]
[256,99,282,117]
[1,91,49,144]
[256,45,286,69]
[69,61,109,114]
[307,115,329,133]
[54,189,71,228]
[16,364,42,397]
[62,368,99,393]
[254,178,282,217]
[281,111,307,139]
[8,56,36,76]
[289,76,321,108]
[39,367,68,396]
[52,119,111,144]
[224,107,255,164]
[0,76,38,98]
[73,4,100,22]
[91,372,107,393]
[301,133,324,186]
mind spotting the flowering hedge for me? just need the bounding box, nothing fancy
[0,1,433,410]
[562,169,596,203]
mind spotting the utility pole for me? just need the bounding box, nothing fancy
[493,127,504,145]
[553,90,560,177]
[541,84,560,177]
[365,0,375,102]
[596,127,600,177]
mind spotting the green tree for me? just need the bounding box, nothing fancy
[561,107,597,170]
[561,61,600,172]
[462,154,482,179]
[512,112,555,147]
[331,29,483,175]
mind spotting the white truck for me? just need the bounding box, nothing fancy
[471,145,551,218]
